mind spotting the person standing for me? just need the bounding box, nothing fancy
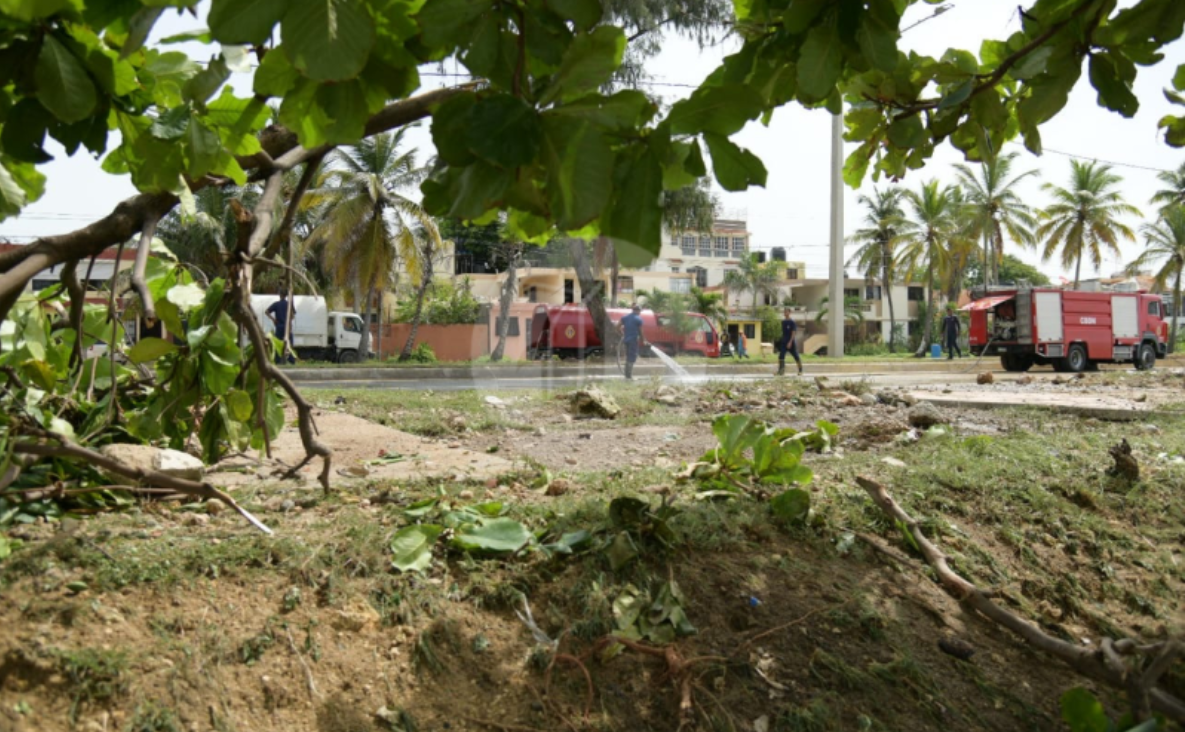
[266,290,296,364]
[617,304,648,380]
[778,308,803,375]
[942,305,963,359]
[737,330,749,359]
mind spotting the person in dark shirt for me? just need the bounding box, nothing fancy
[266,291,296,364]
[778,308,802,376]
[617,304,648,380]
[942,305,963,359]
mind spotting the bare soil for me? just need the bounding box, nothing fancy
[1,374,1183,732]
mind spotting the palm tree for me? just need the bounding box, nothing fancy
[158,185,259,281]
[815,295,866,342]
[1150,162,1185,216]
[1037,160,1140,289]
[1127,206,1185,352]
[688,286,727,325]
[847,187,905,351]
[895,180,969,357]
[303,130,440,360]
[723,254,780,315]
[953,152,1039,286]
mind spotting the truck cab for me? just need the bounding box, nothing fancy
[250,295,369,363]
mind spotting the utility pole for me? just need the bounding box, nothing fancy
[827,111,845,358]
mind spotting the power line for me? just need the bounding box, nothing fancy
[1005,141,1174,174]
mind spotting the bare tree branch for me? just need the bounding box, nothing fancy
[130,213,161,321]
[61,260,86,369]
[856,475,1185,723]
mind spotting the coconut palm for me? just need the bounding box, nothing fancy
[158,185,259,281]
[1037,160,1140,290]
[1127,206,1185,352]
[847,187,905,351]
[815,295,866,342]
[723,254,780,315]
[688,286,728,325]
[895,180,970,357]
[1150,162,1185,216]
[953,152,1039,286]
[303,130,440,360]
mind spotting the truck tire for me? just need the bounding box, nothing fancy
[337,349,358,364]
[1064,344,1088,373]
[1135,342,1156,371]
[1001,353,1033,372]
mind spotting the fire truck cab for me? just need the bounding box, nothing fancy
[965,288,1168,373]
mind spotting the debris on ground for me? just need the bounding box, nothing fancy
[907,402,944,428]
[569,386,621,419]
[98,444,205,482]
[977,372,994,385]
[1107,438,1140,482]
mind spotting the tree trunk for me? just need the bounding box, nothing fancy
[358,282,373,358]
[400,245,435,361]
[993,226,1004,285]
[916,259,935,358]
[1172,270,1181,354]
[490,243,521,362]
[375,287,383,360]
[882,238,896,353]
[571,238,618,353]
[609,243,619,306]
[1074,252,1082,290]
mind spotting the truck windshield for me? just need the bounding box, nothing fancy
[342,317,362,333]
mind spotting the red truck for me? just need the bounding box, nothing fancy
[965,288,1168,372]
[527,304,721,359]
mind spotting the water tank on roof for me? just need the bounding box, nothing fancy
[771,247,786,262]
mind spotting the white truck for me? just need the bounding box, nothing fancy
[249,295,369,363]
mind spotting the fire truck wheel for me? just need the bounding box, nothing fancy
[1064,344,1088,373]
[1001,354,1033,372]
[1135,342,1156,371]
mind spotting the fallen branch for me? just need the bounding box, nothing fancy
[285,625,320,701]
[14,439,271,534]
[855,475,1185,723]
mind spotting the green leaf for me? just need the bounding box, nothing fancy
[127,337,177,363]
[937,78,973,111]
[0,0,79,21]
[253,45,299,97]
[283,0,375,82]
[182,56,229,103]
[227,389,254,422]
[667,85,765,136]
[415,0,491,47]
[451,517,531,553]
[704,132,767,192]
[541,27,625,105]
[710,414,764,465]
[541,116,613,230]
[551,91,656,130]
[770,488,811,523]
[1174,63,1185,91]
[0,157,46,220]
[797,18,843,101]
[1089,53,1139,118]
[856,9,898,73]
[605,531,639,571]
[390,524,443,572]
[466,94,541,168]
[200,352,237,396]
[431,92,477,165]
[887,114,926,148]
[35,35,98,124]
[1059,688,1109,732]
[603,146,664,266]
[545,0,601,31]
[121,6,164,59]
[150,105,191,140]
[209,0,285,45]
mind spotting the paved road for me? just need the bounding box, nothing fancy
[300,368,997,392]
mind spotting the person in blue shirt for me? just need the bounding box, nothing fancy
[617,304,648,380]
[778,308,802,376]
[266,290,296,364]
[942,305,963,359]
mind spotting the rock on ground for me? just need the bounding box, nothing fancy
[99,444,205,483]
[570,387,621,419]
[907,402,945,428]
[977,372,995,385]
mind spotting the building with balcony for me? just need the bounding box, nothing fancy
[654,219,751,290]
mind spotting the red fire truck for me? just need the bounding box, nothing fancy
[527,304,721,359]
[964,288,1168,372]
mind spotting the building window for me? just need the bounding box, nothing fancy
[844,288,859,299]
[908,286,925,301]
[671,267,680,273]
[689,267,708,288]
[618,276,634,295]
[681,235,695,256]
[864,285,882,300]
[698,235,711,257]
[732,237,746,251]
[670,278,691,294]
[526,286,537,303]
[31,279,56,291]
[714,237,729,258]
[786,268,799,280]
[564,279,574,304]
[496,317,521,337]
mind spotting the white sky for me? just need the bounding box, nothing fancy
[3,0,1183,283]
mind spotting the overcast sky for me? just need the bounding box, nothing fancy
[2,0,1183,283]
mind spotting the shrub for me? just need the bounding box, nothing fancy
[401,343,437,363]
[394,279,481,325]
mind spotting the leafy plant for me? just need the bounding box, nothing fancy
[680,415,820,494]
[611,580,697,645]
[1061,687,1162,732]
[389,498,532,573]
[603,496,680,571]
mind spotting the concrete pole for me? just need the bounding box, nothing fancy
[827,111,845,358]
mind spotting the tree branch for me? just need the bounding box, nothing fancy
[13,439,271,534]
[260,150,327,263]
[129,213,161,321]
[61,260,87,369]
[855,475,1185,723]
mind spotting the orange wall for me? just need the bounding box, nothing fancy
[370,324,489,361]
[486,302,539,361]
